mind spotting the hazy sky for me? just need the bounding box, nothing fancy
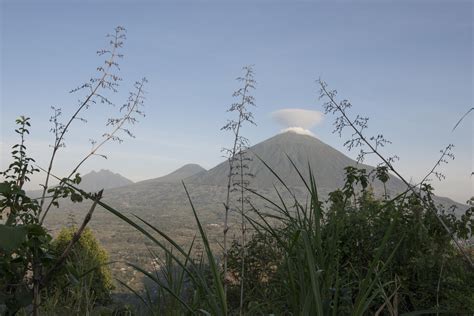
[1,0,472,203]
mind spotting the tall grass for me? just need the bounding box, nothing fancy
[75,156,404,314]
[235,157,402,315]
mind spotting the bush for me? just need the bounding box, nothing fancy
[227,232,283,310]
[227,176,474,314]
[46,227,114,307]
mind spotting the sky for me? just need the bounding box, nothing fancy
[1,0,472,203]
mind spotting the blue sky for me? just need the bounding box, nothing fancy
[1,0,472,203]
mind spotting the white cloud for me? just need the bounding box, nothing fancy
[271,108,323,131]
[280,127,315,137]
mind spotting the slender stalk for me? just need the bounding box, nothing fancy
[452,107,473,131]
[239,151,246,315]
[39,78,146,224]
[222,66,255,296]
[38,27,123,217]
[223,115,242,295]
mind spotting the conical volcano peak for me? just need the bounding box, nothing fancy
[189,130,382,191]
[264,129,328,148]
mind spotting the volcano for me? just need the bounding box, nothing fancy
[188,131,406,197]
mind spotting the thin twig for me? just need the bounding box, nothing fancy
[452,107,473,131]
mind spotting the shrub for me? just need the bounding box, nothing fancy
[226,172,474,314]
[47,227,114,306]
[227,232,282,310]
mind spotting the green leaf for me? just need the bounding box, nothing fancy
[26,224,46,236]
[0,225,27,251]
[302,231,324,316]
[0,183,11,194]
[14,284,33,307]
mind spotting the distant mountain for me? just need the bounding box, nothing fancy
[96,131,465,210]
[189,131,406,196]
[54,132,464,211]
[79,169,133,192]
[137,164,206,184]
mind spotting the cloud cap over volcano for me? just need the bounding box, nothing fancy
[272,108,323,136]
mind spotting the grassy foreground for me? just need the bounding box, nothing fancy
[21,160,472,315]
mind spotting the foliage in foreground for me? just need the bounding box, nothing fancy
[0,117,56,314]
[113,161,473,315]
[1,114,472,316]
[227,179,474,314]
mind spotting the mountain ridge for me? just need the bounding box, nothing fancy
[39,131,466,219]
[136,163,206,185]
[78,169,134,192]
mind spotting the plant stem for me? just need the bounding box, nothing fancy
[239,151,246,315]
[39,78,146,224]
[223,116,242,295]
[223,70,253,296]
[38,28,122,218]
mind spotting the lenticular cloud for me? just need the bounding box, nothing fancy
[271,108,323,135]
[280,127,316,136]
